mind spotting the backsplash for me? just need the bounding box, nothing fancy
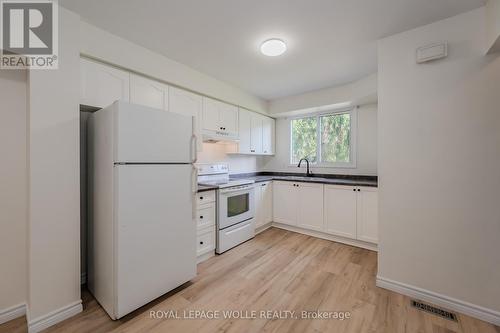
[197,142,267,174]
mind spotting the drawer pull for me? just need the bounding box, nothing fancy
[199,215,204,219]
[199,241,204,245]
[199,196,203,200]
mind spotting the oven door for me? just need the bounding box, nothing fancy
[218,185,255,230]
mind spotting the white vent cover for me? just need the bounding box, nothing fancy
[416,42,447,63]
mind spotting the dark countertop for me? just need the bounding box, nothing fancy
[231,172,378,188]
[197,173,377,192]
[197,184,218,193]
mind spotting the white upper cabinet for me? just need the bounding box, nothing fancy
[80,58,130,108]
[324,185,357,239]
[202,97,238,139]
[219,102,239,134]
[297,183,324,231]
[356,187,378,243]
[169,87,203,151]
[130,74,169,111]
[237,108,275,155]
[273,181,298,226]
[262,117,275,155]
[238,108,252,153]
[202,98,220,132]
[250,113,263,154]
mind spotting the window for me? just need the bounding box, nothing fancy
[290,109,356,167]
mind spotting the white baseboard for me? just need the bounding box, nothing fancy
[255,222,273,235]
[28,300,82,333]
[272,222,378,252]
[376,276,500,326]
[197,250,215,264]
[0,303,26,324]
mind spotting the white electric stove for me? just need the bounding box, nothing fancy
[197,163,255,253]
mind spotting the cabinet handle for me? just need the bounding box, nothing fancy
[200,196,204,200]
[357,189,361,192]
[250,149,255,152]
[353,189,356,192]
[261,184,266,187]
[199,215,204,219]
[199,241,204,245]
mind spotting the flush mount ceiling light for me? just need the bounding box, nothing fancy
[260,39,287,56]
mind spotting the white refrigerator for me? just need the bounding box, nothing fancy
[88,101,197,319]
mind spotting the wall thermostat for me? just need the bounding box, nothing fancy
[416,42,448,63]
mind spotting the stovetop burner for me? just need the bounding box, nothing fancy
[196,163,254,188]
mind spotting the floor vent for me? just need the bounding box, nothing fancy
[411,300,458,321]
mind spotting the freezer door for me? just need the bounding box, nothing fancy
[113,101,195,163]
[114,164,196,318]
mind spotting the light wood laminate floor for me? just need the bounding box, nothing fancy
[2,227,499,333]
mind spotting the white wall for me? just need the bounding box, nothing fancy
[197,143,267,174]
[27,7,82,326]
[486,0,500,53]
[378,6,500,318]
[0,70,27,315]
[262,104,377,175]
[79,21,268,114]
[268,73,377,115]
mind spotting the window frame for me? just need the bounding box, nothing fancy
[288,107,357,169]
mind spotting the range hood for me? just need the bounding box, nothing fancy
[202,131,239,143]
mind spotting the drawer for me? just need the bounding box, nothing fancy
[197,204,216,230]
[217,218,255,253]
[197,228,216,256]
[196,190,216,206]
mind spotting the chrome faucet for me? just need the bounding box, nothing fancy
[297,158,312,177]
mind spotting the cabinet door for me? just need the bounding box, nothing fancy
[356,187,378,244]
[130,74,169,111]
[297,183,324,231]
[262,117,275,155]
[219,102,238,135]
[250,114,263,154]
[254,184,263,228]
[80,58,130,108]
[324,185,357,239]
[238,108,252,153]
[262,181,273,224]
[169,87,203,151]
[202,97,221,132]
[273,181,298,226]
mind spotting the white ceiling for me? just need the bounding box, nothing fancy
[61,0,485,100]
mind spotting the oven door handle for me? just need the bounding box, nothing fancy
[219,186,253,194]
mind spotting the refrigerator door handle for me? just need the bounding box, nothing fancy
[191,165,198,219]
[191,134,198,163]
[191,116,198,163]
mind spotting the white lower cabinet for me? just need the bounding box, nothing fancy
[273,181,323,229]
[356,187,378,243]
[195,190,216,262]
[255,181,273,228]
[323,185,378,244]
[297,183,324,231]
[273,181,299,226]
[273,181,378,246]
[324,185,357,238]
